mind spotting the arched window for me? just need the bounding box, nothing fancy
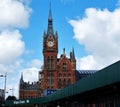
[47,79,50,85]
[47,56,54,70]
[59,73,62,78]
[51,72,54,77]
[62,61,67,71]
[63,79,66,87]
[47,56,50,69]
[68,73,71,78]
[63,73,66,77]
[68,79,71,85]
[51,79,54,84]
[51,56,54,69]
[47,72,50,77]
[58,79,62,88]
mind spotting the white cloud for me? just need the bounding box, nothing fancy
[27,59,43,68]
[69,8,120,69]
[0,0,32,99]
[14,59,42,98]
[0,30,25,64]
[0,59,42,98]
[0,0,32,29]
[20,67,39,82]
[6,82,19,98]
[76,56,104,70]
[19,59,43,83]
[0,59,23,98]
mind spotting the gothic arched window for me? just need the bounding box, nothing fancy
[63,79,66,87]
[47,56,50,69]
[58,79,62,89]
[59,73,62,78]
[51,56,54,69]
[68,79,71,85]
[68,73,71,78]
[62,61,67,71]
[47,56,54,70]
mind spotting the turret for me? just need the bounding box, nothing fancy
[19,72,24,90]
[70,48,76,60]
[20,72,24,84]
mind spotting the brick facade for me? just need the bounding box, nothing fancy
[19,7,76,98]
[19,74,40,99]
[40,7,76,96]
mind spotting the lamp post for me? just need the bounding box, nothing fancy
[0,73,7,101]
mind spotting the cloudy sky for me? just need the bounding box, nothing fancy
[0,0,120,98]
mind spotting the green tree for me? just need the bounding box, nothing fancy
[6,96,17,101]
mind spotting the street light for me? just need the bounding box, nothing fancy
[0,73,7,101]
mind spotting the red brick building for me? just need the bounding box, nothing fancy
[40,7,76,96]
[19,7,76,98]
[19,73,40,99]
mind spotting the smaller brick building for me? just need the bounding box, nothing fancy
[19,73,40,99]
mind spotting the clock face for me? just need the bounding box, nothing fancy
[47,41,54,47]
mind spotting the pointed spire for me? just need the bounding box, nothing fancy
[43,29,47,38]
[48,1,52,20]
[72,48,75,60]
[63,48,65,55]
[21,72,23,80]
[70,48,76,60]
[55,31,58,38]
[47,1,54,36]
[20,72,24,84]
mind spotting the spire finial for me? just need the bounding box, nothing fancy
[21,72,23,79]
[63,48,65,55]
[72,47,75,60]
[20,72,24,84]
[48,1,52,20]
[47,1,54,36]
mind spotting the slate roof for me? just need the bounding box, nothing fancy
[77,70,97,74]
[76,70,98,81]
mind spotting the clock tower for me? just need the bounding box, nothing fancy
[40,5,76,96]
[42,6,58,90]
